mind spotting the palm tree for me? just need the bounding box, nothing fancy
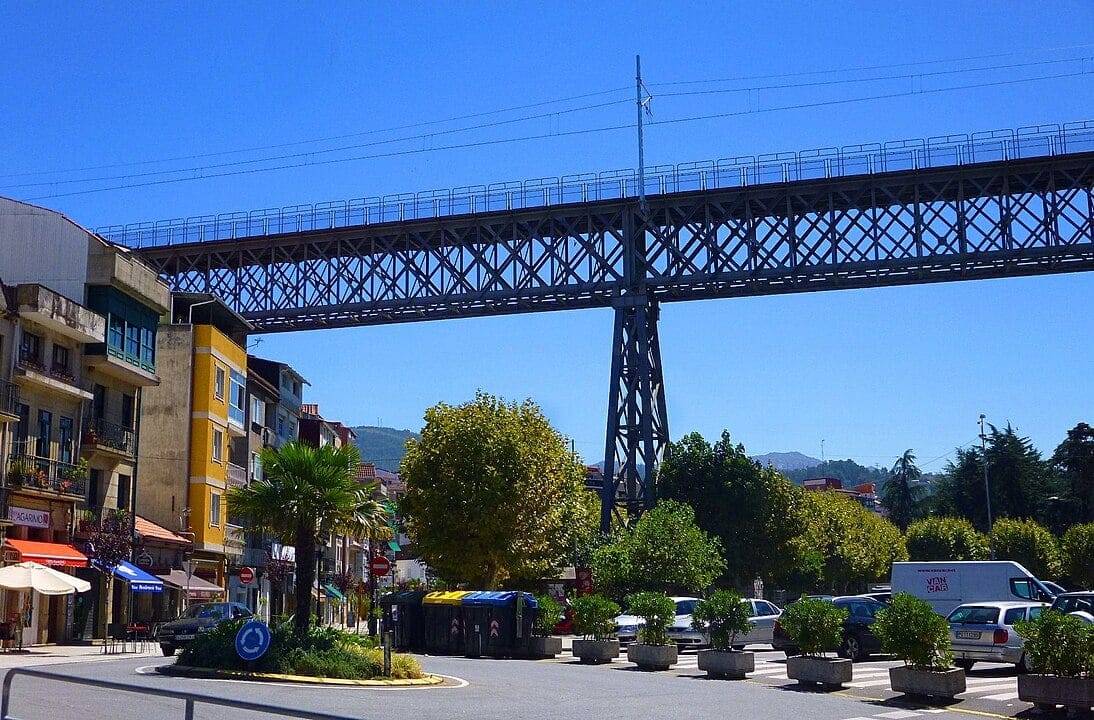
[882,449,926,531]
[225,440,391,634]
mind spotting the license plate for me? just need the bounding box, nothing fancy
[175,634,195,641]
[956,630,980,639]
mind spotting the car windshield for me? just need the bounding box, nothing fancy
[947,606,1000,624]
[674,600,697,615]
[183,604,225,620]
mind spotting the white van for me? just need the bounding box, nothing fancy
[890,561,1056,616]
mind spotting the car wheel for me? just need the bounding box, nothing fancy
[840,634,864,662]
[955,659,975,671]
[160,644,176,657]
[1017,653,1034,674]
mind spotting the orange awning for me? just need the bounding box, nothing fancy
[5,539,88,568]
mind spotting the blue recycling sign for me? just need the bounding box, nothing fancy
[235,620,271,661]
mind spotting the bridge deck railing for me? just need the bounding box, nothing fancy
[96,120,1094,249]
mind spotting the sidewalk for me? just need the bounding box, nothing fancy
[0,642,160,669]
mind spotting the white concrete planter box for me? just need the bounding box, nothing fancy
[572,639,620,664]
[785,655,852,688]
[627,643,678,670]
[697,649,754,679]
[889,665,966,699]
[529,636,562,659]
[1018,674,1094,714]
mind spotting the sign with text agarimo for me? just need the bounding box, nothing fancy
[9,506,50,528]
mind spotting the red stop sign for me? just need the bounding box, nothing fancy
[239,567,255,585]
[370,556,391,577]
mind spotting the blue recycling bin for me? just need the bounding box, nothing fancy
[461,591,538,658]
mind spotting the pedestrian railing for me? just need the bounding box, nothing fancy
[1,667,359,720]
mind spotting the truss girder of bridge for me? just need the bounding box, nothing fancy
[137,152,1094,526]
[141,152,1094,333]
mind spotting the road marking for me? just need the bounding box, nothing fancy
[978,692,1018,701]
[847,679,893,688]
[961,682,1018,694]
[875,710,924,718]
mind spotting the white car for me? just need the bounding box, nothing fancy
[614,596,698,645]
[668,598,782,649]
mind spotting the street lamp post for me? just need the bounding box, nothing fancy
[980,414,996,560]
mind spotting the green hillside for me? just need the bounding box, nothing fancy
[350,426,418,472]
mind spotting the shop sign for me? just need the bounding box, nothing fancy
[9,506,50,528]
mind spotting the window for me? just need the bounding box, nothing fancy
[19,332,41,364]
[229,370,245,425]
[51,344,69,374]
[121,394,135,429]
[59,417,74,464]
[93,384,106,419]
[14,403,30,442]
[87,468,101,505]
[140,326,155,367]
[117,474,131,511]
[36,410,52,458]
[214,366,226,400]
[251,396,265,426]
[212,428,223,462]
[1003,607,1026,625]
[125,323,140,359]
[251,452,262,481]
[108,315,125,355]
[210,492,222,527]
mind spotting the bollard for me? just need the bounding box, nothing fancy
[383,630,393,676]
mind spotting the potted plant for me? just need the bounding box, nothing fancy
[6,459,32,486]
[874,592,966,699]
[1014,609,1094,714]
[571,594,620,664]
[624,591,678,670]
[529,594,563,659]
[780,597,853,688]
[692,590,755,679]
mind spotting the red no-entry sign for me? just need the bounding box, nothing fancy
[239,566,255,585]
[370,555,392,576]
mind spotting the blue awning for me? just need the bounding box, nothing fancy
[96,560,165,593]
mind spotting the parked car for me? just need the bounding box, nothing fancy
[157,602,253,656]
[668,597,782,649]
[771,595,887,661]
[946,601,1047,672]
[861,591,892,605]
[1048,590,1094,623]
[615,596,698,645]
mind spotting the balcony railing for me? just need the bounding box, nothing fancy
[83,417,135,456]
[226,462,247,488]
[5,453,87,498]
[16,355,92,393]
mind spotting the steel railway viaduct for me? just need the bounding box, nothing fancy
[103,122,1094,531]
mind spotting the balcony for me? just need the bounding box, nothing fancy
[86,244,171,315]
[82,417,135,458]
[0,381,17,422]
[226,462,247,489]
[14,354,94,401]
[5,453,87,499]
[14,284,104,344]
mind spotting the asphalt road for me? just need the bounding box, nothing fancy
[0,647,1057,720]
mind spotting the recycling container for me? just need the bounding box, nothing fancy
[380,591,427,651]
[461,591,538,658]
[422,591,472,654]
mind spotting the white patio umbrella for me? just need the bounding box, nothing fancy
[0,561,91,595]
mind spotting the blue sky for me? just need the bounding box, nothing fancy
[3,3,1092,472]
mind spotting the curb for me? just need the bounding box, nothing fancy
[157,664,445,686]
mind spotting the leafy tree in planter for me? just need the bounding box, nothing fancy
[532,594,563,638]
[691,590,753,651]
[572,594,620,641]
[779,598,847,657]
[1060,523,1094,589]
[873,592,952,670]
[84,508,132,635]
[905,516,990,561]
[990,517,1061,579]
[1014,610,1094,677]
[626,591,675,646]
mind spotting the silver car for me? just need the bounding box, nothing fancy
[947,601,1047,672]
[668,598,782,649]
[615,596,698,645]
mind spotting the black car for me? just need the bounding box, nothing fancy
[771,595,886,661]
[157,602,253,656]
[1048,591,1094,624]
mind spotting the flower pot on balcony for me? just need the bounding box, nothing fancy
[1018,674,1094,714]
[698,648,754,679]
[571,638,619,664]
[528,636,562,659]
[627,642,678,670]
[889,665,966,699]
[786,655,853,688]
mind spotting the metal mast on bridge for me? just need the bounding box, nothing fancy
[600,56,669,533]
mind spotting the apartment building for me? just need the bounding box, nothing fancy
[0,197,170,643]
[137,294,250,609]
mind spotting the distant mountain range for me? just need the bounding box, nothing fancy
[751,451,822,471]
[349,426,418,472]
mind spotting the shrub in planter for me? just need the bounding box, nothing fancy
[623,591,678,670]
[874,592,965,698]
[781,597,852,688]
[529,594,563,658]
[571,594,621,664]
[692,590,755,679]
[1014,610,1094,713]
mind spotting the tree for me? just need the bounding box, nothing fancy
[399,392,594,589]
[935,424,1058,530]
[797,490,907,593]
[904,517,990,561]
[225,440,390,634]
[657,431,806,588]
[589,500,725,601]
[990,517,1061,579]
[1059,523,1094,589]
[881,449,927,531]
[1050,422,1094,526]
[84,508,133,635]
